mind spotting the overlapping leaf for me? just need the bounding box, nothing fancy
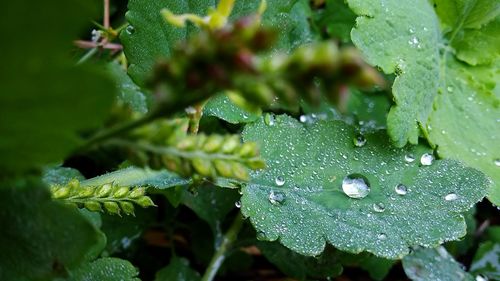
[203,94,260,124]
[347,0,500,204]
[67,257,140,281]
[241,115,487,259]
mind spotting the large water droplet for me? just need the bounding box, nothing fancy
[395,184,408,195]
[342,174,370,199]
[378,233,387,240]
[235,201,241,208]
[125,25,135,35]
[269,191,286,205]
[494,159,500,167]
[275,176,285,186]
[373,202,385,213]
[264,113,275,126]
[420,153,434,166]
[404,154,415,163]
[444,193,458,201]
[353,134,367,147]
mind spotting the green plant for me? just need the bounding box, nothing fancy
[1,0,498,280]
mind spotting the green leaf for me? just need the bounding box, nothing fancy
[108,62,149,114]
[68,257,140,281]
[0,179,103,281]
[470,242,500,280]
[433,0,500,65]
[203,94,261,124]
[337,251,395,280]
[258,242,342,280]
[347,0,500,205]
[445,208,477,257]
[241,115,487,259]
[402,247,474,281]
[81,166,190,189]
[313,0,357,42]
[155,257,200,281]
[0,0,115,175]
[121,0,313,84]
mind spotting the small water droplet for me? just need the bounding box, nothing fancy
[125,25,135,35]
[378,233,387,240]
[342,174,370,199]
[275,176,285,186]
[373,202,385,213]
[494,159,500,167]
[264,113,275,126]
[420,153,434,166]
[395,184,408,195]
[268,191,286,205]
[234,201,241,208]
[444,193,458,201]
[404,154,415,163]
[353,134,367,147]
[256,231,268,240]
[447,86,454,92]
[299,115,307,123]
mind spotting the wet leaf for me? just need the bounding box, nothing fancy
[241,115,487,258]
[68,257,139,281]
[470,241,500,280]
[155,257,200,281]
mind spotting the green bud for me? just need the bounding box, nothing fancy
[213,160,234,178]
[129,187,146,199]
[247,158,266,170]
[176,135,198,151]
[113,186,130,198]
[238,142,258,158]
[103,201,121,215]
[162,155,183,174]
[203,135,224,153]
[119,202,135,216]
[68,179,80,189]
[84,201,102,212]
[192,158,214,177]
[311,42,339,68]
[53,187,70,199]
[95,183,113,197]
[135,196,156,208]
[231,162,249,181]
[221,135,240,153]
[77,186,95,198]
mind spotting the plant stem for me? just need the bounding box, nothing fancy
[77,48,98,65]
[77,112,160,153]
[201,213,244,281]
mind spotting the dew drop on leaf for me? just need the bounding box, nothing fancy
[378,233,387,240]
[275,176,285,186]
[444,193,458,201]
[256,231,268,240]
[494,159,500,167]
[353,134,367,147]
[268,191,286,205]
[404,154,415,163]
[420,153,434,166]
[235,201,241,208]
[264,113,275,126]
[373,202,385,213]
[125,25,135,35]
[395,184,408,195]
[447,86,454,93]
[341,174,370,199]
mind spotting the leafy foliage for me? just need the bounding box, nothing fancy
[2,0,499,280]
[347,0,500,204]
[241,115,487,258]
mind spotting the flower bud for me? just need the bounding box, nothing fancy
[129,187,146,199]
[231,162,249,181]
[103,202,121,215]
[203,135,224,153]
[135,196,156,208]
[238,142,258,158]
[192,158,214,177]
[95,183,113,197]
[213,160,233,178]
[77,186,95,198]
[221,135,240,153]
[113,186,130,198]
[84,201,102,212]
[119,202,135,216]
[53,187,70,199]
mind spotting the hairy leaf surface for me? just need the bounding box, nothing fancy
[241,115,487,258]
[68,258,139,281]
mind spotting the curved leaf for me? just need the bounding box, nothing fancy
[203,94,260,124]
[241,115,487,259]
[68,257,139,281]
